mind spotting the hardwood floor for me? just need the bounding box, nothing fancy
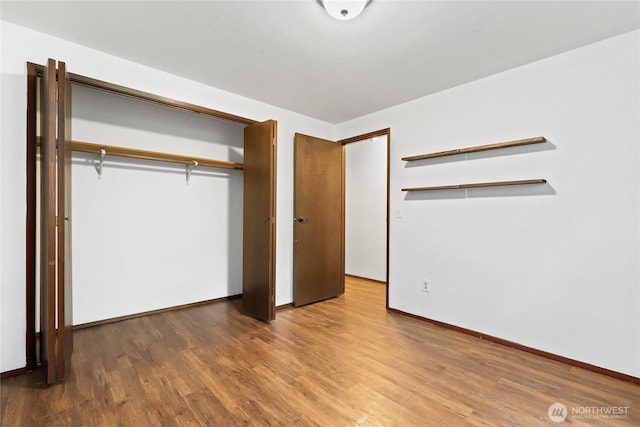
[2,276,638,426]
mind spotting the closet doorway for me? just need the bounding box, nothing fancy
[26,60,277,385]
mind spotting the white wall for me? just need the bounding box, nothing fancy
[0,21,334,372]
[345,136,387,281]
[337,30,640,378]
[70,87,246,324]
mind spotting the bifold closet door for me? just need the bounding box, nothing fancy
[57,60,74,381]
[242,120,277,322]
[40,58,73,385]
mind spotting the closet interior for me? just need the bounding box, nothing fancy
[27,59,277,385]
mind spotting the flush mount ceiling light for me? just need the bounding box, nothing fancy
[318,0,372,21]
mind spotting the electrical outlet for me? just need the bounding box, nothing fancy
[422,279,431,293]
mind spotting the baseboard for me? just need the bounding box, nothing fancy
[387,307,640,385]
[0,367,29,379]
[73,294,242,330]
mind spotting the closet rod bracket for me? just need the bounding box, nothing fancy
[186,160,198,184]
[96,148,106,178]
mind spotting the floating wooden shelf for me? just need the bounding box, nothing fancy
[37,137,243,170]
[402,179,547,192]
[402,136,546,162]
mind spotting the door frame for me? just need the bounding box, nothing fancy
[24,62,269,372]
[338,128,391,308]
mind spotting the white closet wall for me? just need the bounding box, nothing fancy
[71,86,245,324]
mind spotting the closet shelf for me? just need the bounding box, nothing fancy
[402,179,547,192]
[37,137,243,170]
[402,136,546,162]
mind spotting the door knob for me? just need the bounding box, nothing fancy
[294,216,307,223]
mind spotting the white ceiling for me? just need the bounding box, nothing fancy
[2,1,639,124]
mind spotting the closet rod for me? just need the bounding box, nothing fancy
[73,141,244,170]
[37,137,243,170]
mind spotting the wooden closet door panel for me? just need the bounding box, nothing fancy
[39,58,73,384]
[40,58,57,385]
[56,60,73,380]
[242,120,277,321]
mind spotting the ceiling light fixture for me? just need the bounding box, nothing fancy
[318,0,372,21]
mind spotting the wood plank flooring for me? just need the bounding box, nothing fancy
[2,276,639,426]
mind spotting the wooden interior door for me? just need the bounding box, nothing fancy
[293,133,344,306]
[40,58,73,384]
[242,120,277,321]
[57,61,73,380]
[40,58,57,384]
